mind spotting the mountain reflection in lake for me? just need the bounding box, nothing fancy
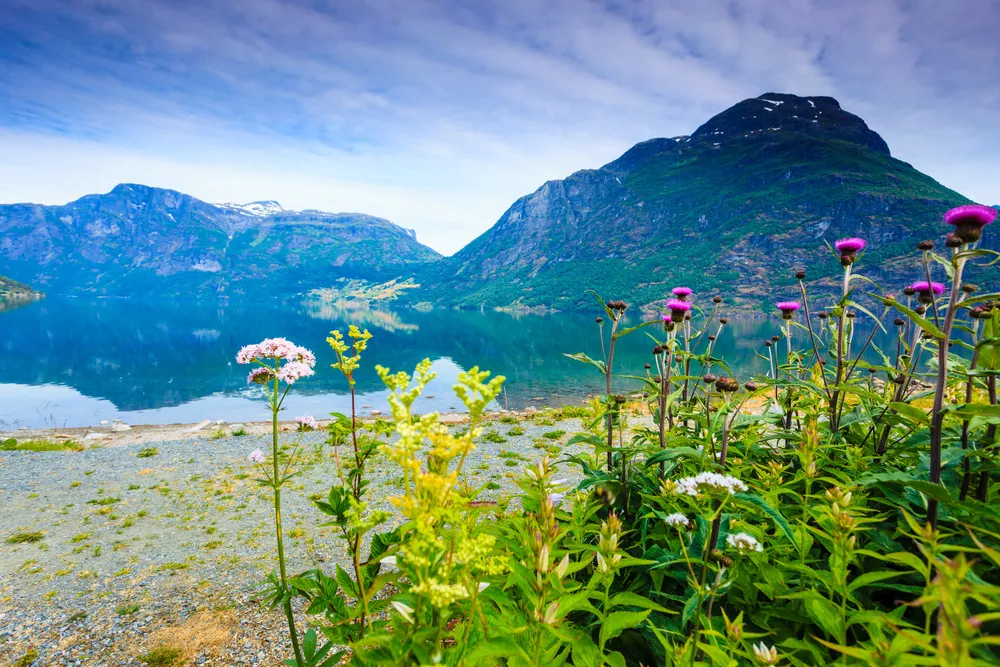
[0,298,895,429]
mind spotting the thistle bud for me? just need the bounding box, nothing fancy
[795,269,806,280]
[708,334,716,341]
[644,363,651,369]
[653,345,663,355]
[764,340,772,347]
[915,305,926,315]
[818,311,828,319]
[596,317,603,324]
[962,283,977,294]
[712,296,722,304]
[846,311,856,319]
[918,240,934,251]
[719,317,728,324]
[894,317,904,326]
[684,312,693,321]
[903,286,916,296]
[744,381,758,391]
[771,335,781,342]
[703,374,717,384]
[945,233,963,248]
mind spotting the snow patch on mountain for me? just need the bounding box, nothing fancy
[215,201,285,217]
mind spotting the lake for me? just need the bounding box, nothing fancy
[0,297,897,429]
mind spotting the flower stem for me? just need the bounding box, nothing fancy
[927,256,966,529]
[272,397,304,666]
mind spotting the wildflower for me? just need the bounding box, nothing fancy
[671,286,693,301]
[753,642,779,664]
[669,472,748,498]
[666,299,691,323]
[548,492,565,507]
[910,281,946,304]
[664,513,689,529]
[775,301,801,320]
[248,449,265,464]
[727,532,763,554]
[247,367,275,385]
[236,343,261,364]
[295,415,319,431]
[945,204,996,243]
[715,376,739,393]
[834,237,866,265]
[276,361,315,385]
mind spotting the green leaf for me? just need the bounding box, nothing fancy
[870,294,944,340]
[733,493,795,543]
[564,352,606,375]
[806,596,845,639]
[608,591,670,613]
[847,570,905,593]
[601,610,650,643]
[888,402,930,425]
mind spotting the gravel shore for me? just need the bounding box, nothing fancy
[0,411,597,666]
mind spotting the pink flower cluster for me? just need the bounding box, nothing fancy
[237,338,317,386]
[236,338,316,366]
[248,449,265,464]
[296,415,319,430]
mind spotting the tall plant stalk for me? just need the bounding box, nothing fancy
[927,255,967,529]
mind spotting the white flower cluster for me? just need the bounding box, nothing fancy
[664,513,689,528]
[726,532,763,554]
[670,472,748,497]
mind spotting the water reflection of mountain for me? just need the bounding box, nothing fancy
[1,298,889,412]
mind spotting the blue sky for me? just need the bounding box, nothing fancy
[1,0,998,255]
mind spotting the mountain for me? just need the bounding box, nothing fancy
[0,184,441,297]
[412,93,986,311]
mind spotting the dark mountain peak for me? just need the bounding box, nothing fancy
[691,92,890,155]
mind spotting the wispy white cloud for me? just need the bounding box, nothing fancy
[1,0,998,254]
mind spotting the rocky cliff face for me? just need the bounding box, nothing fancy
[0,184,441,297]
[412,93,987,311]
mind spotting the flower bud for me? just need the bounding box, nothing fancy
[703,374,717,384]
[918,240,934,251]
[894,317,904,326]
[712,296,722,304]
[719,317,728,324]
[945,232,963,248]
[962,283,977,293]
[795,269,806,280]
[744,381,758,391]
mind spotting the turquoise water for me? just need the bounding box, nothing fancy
[0,298,893,429]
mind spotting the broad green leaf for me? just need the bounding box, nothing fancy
[733,492,795,543]
[601,610,650,643]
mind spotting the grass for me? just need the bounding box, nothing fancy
[507,427,525,436]
[139,645,183,666]
[1,438,83,452]
[7,530,44,544]
[13,649,39,667]
[482,430,507,443]
[137,447,159,458]
[542,430,566,440]
[116,603,140,616]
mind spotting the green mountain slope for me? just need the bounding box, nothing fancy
[413,93,984,311]
[0,274,42,313]
[0,184,441,298]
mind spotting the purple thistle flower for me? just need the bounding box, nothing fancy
[667,299,691,323]
[248,449,265,464]
[834,238,867,253]
[276,361,315,385]
[776,301,801,320]
[945,204,997,243]
[910,281,946,304]
[671,286,693,301]
[834,237,866,266]
[247,367,275,385]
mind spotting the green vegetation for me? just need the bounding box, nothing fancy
[6,530,44,544]
[136,447,159,458]
[1,438,83,452]
[139,645,183,666]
